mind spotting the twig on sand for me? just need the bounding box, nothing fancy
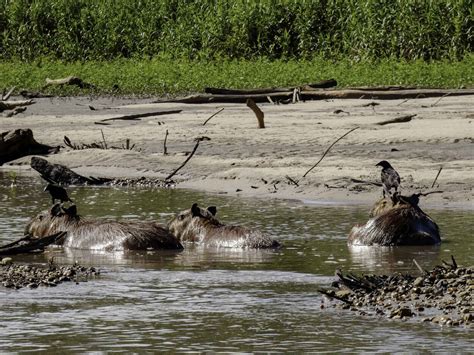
[100,129,108,149]
[285,175,299,187]
[431,93,450,107]
[202,107,224,126]
[350,178,382,187]
[97,109,182,123]
[376,114,416,126]
[302,127,359,178]
[431,166,443,188]
[165,136,211,181]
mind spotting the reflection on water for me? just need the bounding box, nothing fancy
[0,173,473,352]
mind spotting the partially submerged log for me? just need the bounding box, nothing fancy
[30,156,112,185]
[348,194,441,246]
[0,231,66,255]
[0,129,59,165]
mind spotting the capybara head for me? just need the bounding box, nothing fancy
[168,203,220,242]
[25,203,80,238]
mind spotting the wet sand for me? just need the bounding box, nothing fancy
[1,94,473,209]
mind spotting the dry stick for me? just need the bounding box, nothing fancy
[165,137,210,181]
[163,129,169,155]
[302,127,360,178]
[100,129,108,149]
[98,109,182,123]
[2,86,16,101]
[285,175,299,187]
[431,166,443,188]
[246,98,265,128]
[413,259,428,275]
[202,107,225,126]
[431,93,450,107]
[350,178,382,187]
[376,114,416,126]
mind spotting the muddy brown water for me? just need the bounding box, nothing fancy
[0,173,472,352]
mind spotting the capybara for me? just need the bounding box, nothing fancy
[25,204,183,251]
[348,194,441,246]
[168,203,280,248]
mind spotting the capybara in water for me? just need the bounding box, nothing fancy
[168,203,280,248]
[348,194,441,246]
[25,204,183,251]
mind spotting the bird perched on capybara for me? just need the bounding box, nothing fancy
[25,204,183,251]
[348,193,441,246]
[168,203,280,248]
[44,183,73,204]
[375,160,400,197]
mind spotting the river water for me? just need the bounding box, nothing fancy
[0,173,472,352]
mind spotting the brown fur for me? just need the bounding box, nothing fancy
[168,203,280,248]
[25,205,183,251]
[349,197,441,246]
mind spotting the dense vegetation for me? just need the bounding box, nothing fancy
[0,0,472,61]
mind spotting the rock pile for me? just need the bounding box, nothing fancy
[0,257,100,289]
[321,258,473,327]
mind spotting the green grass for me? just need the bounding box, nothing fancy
[1,56,472,96]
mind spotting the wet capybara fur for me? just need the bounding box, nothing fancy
[168,203,280,248]
[348,195,441,246]
[25,204,183,251]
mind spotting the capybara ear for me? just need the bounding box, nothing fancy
[62,204,77,217]
[50,203,62,217]
[191,203,201,217]
[207,206,217,216]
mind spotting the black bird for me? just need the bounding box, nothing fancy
[375,160,400,197]
[44,184,73,204]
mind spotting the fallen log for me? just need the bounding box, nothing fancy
[30,156,112,185]
[0,231,66,255]
[204,79,337,95]
[0,129,59,165]
[159,88,474,104]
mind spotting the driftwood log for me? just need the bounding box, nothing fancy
[158,88,474,104]
[45,76,94,89]
[30,156,111,185]
[0,129,59,165]
[204,79,337,95]
[0,99,34,112]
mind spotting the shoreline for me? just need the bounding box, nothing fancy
[1,94,472,211]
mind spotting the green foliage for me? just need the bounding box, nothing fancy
[1,55,472,96]
[0,0,472,61]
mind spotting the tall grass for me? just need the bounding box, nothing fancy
[0,0,471,62]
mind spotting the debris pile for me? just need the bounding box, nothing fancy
[0,257,100,289]
[320,257,473,327]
